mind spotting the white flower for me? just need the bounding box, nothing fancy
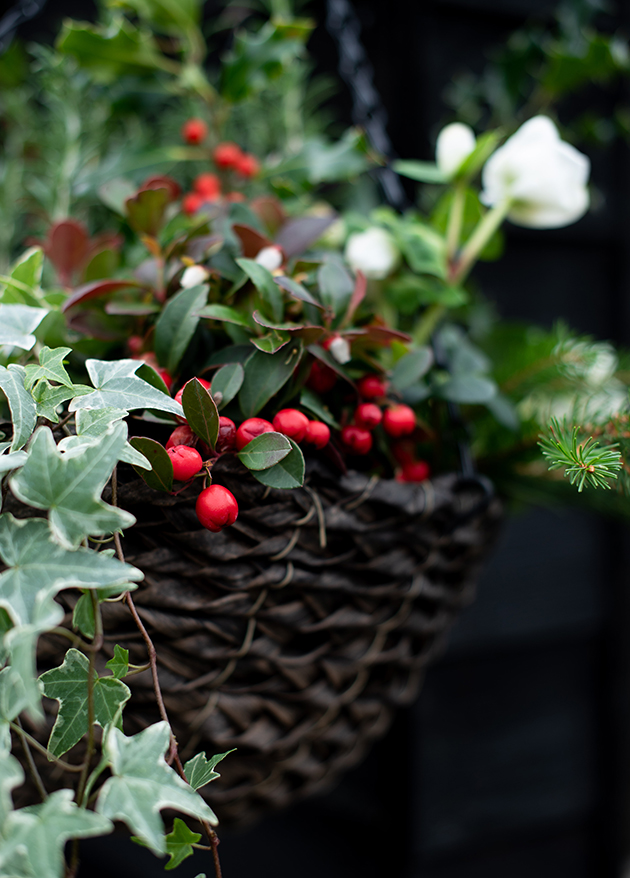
[181,265,208,288]
[255,245,283,272]
[436,123,476,177]
[327,335,351,364]
[480,116,590,228]
[344,227,400,280]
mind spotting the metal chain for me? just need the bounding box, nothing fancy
[325,0,408,211]
[0,0,47,54]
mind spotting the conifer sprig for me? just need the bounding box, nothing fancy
[539,418,623,492]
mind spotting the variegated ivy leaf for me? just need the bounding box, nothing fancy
[23,346,73,390]
[9,424,135,549]
[0,789,113,878]
[0,365,37,451]
[31,381,92,423]
[96,722,217,855]
[58,408,151,469]
[184,750,235,791]
[0,303,47,351]
[69,359,183,417]
[39,649,131,758]
[0,718,24,829]
[0,451,28,476]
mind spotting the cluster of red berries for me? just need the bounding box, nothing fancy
[234,410,331,451]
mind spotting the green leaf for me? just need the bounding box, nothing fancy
[239,341,302,418]
[0,721,24,827]
[39,649,131,759]
[392,159,448,184]
[251,438,305,489]
[164,818,201,871]
[456,131,500,180]
[236,258,284,323]
[181,378,219,450]
[8,247,44,294]
[96,722,217,855]
[31,382,93,423]
[317,255,354,316]
[112,0,202,34]
[390,347,434,391]
[196,304,254,328]
[106,645,130,680]
[299,388,340,429]
[58,408,150,469]
[0,304,48,350]
[0,450,28,475]
[237,432,291,470]
[125,186,170,237]
[72,593,95,639]
[135,362,172,397]
[24,347,73,391]
[154,285,208,374]
[129,437,174,492]
[70,359,183,417]
[251,330,291,353]
[396,222,446,278]
[210,363,244,409]
[98,178,137,215]
[9,424,136,549]
[0,365,37,451]
[184,750,234,791]
[0,790,113,878]
[437,375,497,404]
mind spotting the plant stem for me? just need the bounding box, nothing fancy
[446,181,466,262]
[413,302,447,346]
[450,199,511,285]
[75,591,102,807]
[9,721,84,772]
[14,718,48,800]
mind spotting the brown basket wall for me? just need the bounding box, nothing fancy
[33,456,501,825]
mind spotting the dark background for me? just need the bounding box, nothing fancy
[6,0,630,875]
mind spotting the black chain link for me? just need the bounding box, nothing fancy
[0,0,47,54]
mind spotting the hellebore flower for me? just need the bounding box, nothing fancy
[480,116,590,229]
[436,122,476,178]
[344,227,400,280]
[181,265,208,288]
[255,245,284,272]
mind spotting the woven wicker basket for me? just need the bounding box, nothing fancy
[29,455,501,824]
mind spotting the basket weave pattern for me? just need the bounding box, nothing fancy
[32,457,500,823]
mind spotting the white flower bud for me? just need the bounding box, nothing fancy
[255,245,283,272]
[328,335,351,364]
[436,122,476,178]
[480,116,590,228]
[181,265,208,288]
[344,227,400,280]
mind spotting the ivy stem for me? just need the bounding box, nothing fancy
[75,591,103,807]
[13,718,48,800]
[9,721,84,773]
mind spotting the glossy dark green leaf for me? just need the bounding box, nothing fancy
[154,284,208,374]
[317,255,354,316]
[181,378,219,450]
[238,341,302,418]
[196,304,254,327]
[236,258,284,323]
[130,437,174,493]
[251,438,305,489]
[300,388,340,428]
[251,330,291,353]
[210,363,244,409]
[237,432,291,470]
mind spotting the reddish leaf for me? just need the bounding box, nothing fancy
[140,175,181,201]
[251,196,287,235]
[62,279,145,312]
[46,220,89,285]
[275,215,336,258]
[340,270,367,329]
[344,326,412,346]
[125,187,171,236]
[232,224,273,258]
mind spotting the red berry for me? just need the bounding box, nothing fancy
[304,421,330,449]
[306,360,337,394]
[166,425,197,450]
[167,445,203,481]
[357,375,387,399]
[341,425,372,455]
[235,153,260,178]
[158,369,173,392]
[182,118,208,145]
[174,378,212,408]
[182,192,203,215]
[273,408,309,442]
[354,402,382,430]
[213,142,243,169]
[391,441,416,467]
[236,417,274,451]
[194,173,221,200]
[196,484,239,532]
[383,405,416,438]
[128,335,143,356]
[397,460,431,483]
[216,417,236,453]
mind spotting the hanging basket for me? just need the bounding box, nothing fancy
[31,455,501,824]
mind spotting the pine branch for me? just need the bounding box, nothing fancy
[539,417,623,492]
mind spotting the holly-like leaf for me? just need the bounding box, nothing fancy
[0,365,37,451]
[39,648,131,758]
[181,378,219,450]
[96,722,217,855]
[236,258,283,323]
[9,424,136,549]
[0,789,113,878]
[210,363,244,409]
[164,818,201,871]
[23,347,73,391]
[251,438,305,489]
[129,437,174,492]
[106,644,130,680]
[237,432,291,470]
[183,750,234,791]
[390,347,434,391]
[154,284,208,374]
[0,722,24,828]
[239,341,302,418]
[69,359,183,417]
[0,304,47,350]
